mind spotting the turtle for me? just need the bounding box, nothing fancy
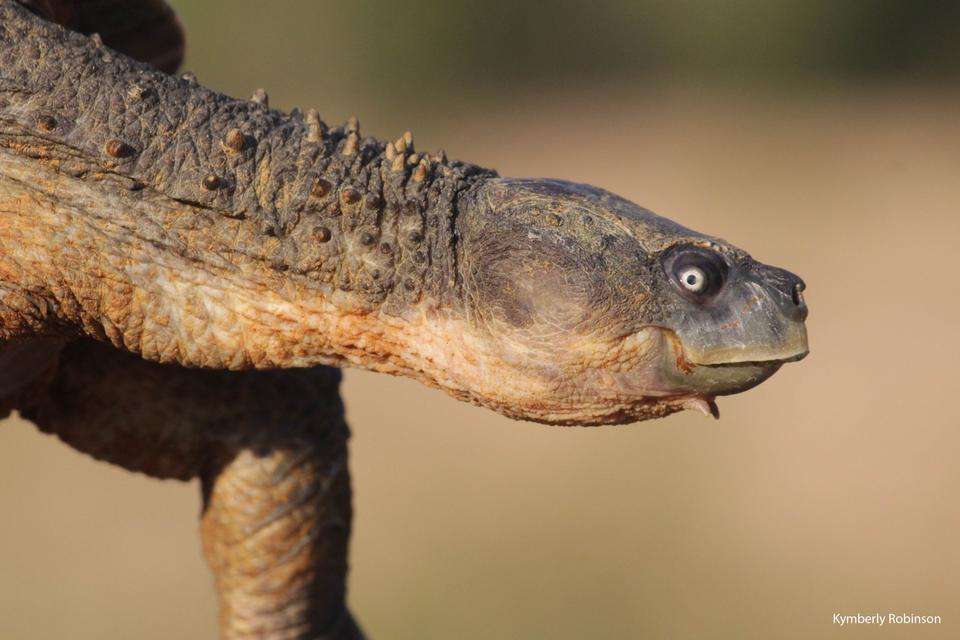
[0,1,809,637]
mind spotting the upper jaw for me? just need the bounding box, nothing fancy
[685,331,810,367]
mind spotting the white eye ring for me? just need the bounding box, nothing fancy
[679,266,707,292]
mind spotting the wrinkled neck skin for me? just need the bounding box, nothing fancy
[0,138,625,424]
[0,122,481,373]
[0,5,474,360]
[0,144,687,424]
[0,5,527,417]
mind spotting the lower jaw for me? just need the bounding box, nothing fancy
[650,330,785,397]
[652,354,789,420]
[518,352,785,426]
[696,361,784,396]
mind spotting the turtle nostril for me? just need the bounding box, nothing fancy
[790,281,809,321]
[791,281,805,307]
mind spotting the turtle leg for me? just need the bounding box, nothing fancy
[15,339,365,639]
[199,394,364,639]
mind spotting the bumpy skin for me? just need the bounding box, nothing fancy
[0,0,486,366]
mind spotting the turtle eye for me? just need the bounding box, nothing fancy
[679,266,707,292]
[663,245,728,300]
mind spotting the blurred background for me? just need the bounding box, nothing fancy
[2,0,959,637]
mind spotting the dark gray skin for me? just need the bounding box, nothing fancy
[0,2,808,637]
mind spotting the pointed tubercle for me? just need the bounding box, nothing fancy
[251,88,269,107]
[682,397,720,420]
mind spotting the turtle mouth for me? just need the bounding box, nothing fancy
[685,340,810,367]
[644,329,802,417]
[663,335,811,419]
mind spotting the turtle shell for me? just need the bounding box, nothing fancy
[18,0,184,73]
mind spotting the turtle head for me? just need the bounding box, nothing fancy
[449,178,808,424]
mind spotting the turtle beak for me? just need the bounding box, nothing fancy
[645,259,809,403]
[673,262,809,366]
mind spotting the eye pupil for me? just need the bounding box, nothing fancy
[678,267,707,293]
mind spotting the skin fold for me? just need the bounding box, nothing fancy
[0,2,808,637]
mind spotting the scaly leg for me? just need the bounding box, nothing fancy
[15,339,365,639]
[200,398,362,639]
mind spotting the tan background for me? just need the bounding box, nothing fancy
[2,1,959,638]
